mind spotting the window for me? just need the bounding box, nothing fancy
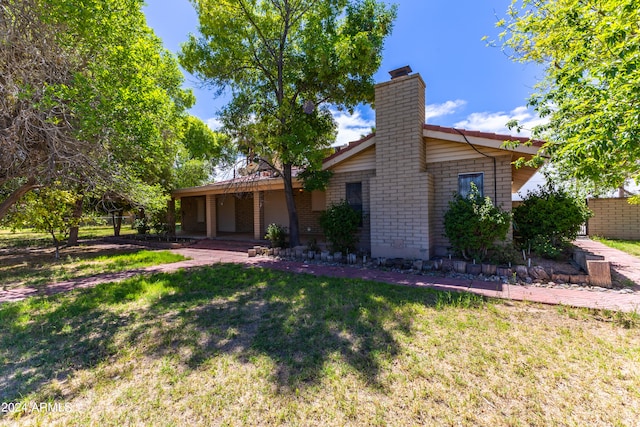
[458,173,484,198]
[346,182,363,225]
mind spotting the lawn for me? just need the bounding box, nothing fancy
[1,265,638,426]
[593,237,640,258]
[0,227,186,291]
[0,226,135,249]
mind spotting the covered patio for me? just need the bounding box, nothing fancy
[173,174,326,243]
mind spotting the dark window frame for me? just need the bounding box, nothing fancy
[458,172,484,199]
[345,182,363,226]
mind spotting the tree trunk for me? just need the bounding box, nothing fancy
[67,195,84,246]
[51,231,60,260]
[113,209,123,237]
[282,163,300,247]
[0,177,39,220]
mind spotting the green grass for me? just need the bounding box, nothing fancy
[1,265,638,426]
[593,236,640,258]
[0,226,135,249]
[0,249,186,291]
[0,226,187,291]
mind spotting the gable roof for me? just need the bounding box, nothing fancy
[322,124,544,170]
[422,124,544,148]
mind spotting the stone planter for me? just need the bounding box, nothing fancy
[466,263,482,275]
[496,267,512,277]
[453,260,467,273]
[481,264,497,275]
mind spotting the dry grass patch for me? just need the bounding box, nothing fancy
[1,265,638,426]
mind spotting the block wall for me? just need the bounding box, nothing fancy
[326,169,376,252]
[235,195,254,233]
[369,73,431,259]
[180,196,206,233]
[588,198,640,240]
[426,154,513,250]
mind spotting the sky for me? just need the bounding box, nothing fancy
[142,0,545,147]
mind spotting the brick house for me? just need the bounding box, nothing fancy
[172,69,541,260]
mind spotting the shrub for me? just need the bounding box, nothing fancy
[443,185,512,261]
[319,200,361,253]
[513,185,592,258]
[265,223,288,248]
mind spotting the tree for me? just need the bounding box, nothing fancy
[4,186,82,259]
[0,0,96,218]
[180,0,396,246]
[1,0,195,223]
[497,0,640,192]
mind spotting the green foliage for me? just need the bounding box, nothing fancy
[513,185,592,259]
[443,185,512,261]
[180,0,396,245]
[487,243,522,266]
[5,186,82,257]
[1,0,195,220]
[298,169,334,192]
[265,223,288,248]
[319,200,361,253]
[498,0,640,191]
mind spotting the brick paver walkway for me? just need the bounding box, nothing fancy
[573,238,640,286]
[2,240,639,312]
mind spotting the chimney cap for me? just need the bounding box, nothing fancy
[389,65,412,79]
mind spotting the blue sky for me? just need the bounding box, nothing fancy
[143,0,544,146]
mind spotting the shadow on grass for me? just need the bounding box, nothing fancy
[0,264,486,404]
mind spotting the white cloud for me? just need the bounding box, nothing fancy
[454,106,547,137]
[206,117,223,131]
[424,99,467,121]
[332,110,375,147]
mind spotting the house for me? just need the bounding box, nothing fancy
[172,68,541,260]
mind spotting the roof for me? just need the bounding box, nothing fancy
[422,124,544,148]
[322,124,544,168]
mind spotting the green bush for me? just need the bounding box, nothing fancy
[319,200,361,253]
[265,223,288,248]
[443,185,512,261]
[513,185,592,259]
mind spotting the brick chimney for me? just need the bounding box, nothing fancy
[369,68,432,260]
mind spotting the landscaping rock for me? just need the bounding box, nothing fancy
[453,260,466,273]
[466,263,481,275]
[248,249,257,257]
[528,266,550,281]
[481,264,497,275]
[515,265,529,279]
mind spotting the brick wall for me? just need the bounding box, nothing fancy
[588,198,640,240]
[180,196,206,233]
[235,194,254,232]
[369,73,431,259]
[294,190,323,238]
[326,169,376,252]
[426,154,513,250]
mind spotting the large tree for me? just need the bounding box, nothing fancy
[498,0,640,192]
[180,0,396,246]
[0,0,195,221]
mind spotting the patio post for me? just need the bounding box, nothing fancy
[206,194,217,238]
[253,191,264,240]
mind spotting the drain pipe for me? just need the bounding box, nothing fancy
[453,128,498,204]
